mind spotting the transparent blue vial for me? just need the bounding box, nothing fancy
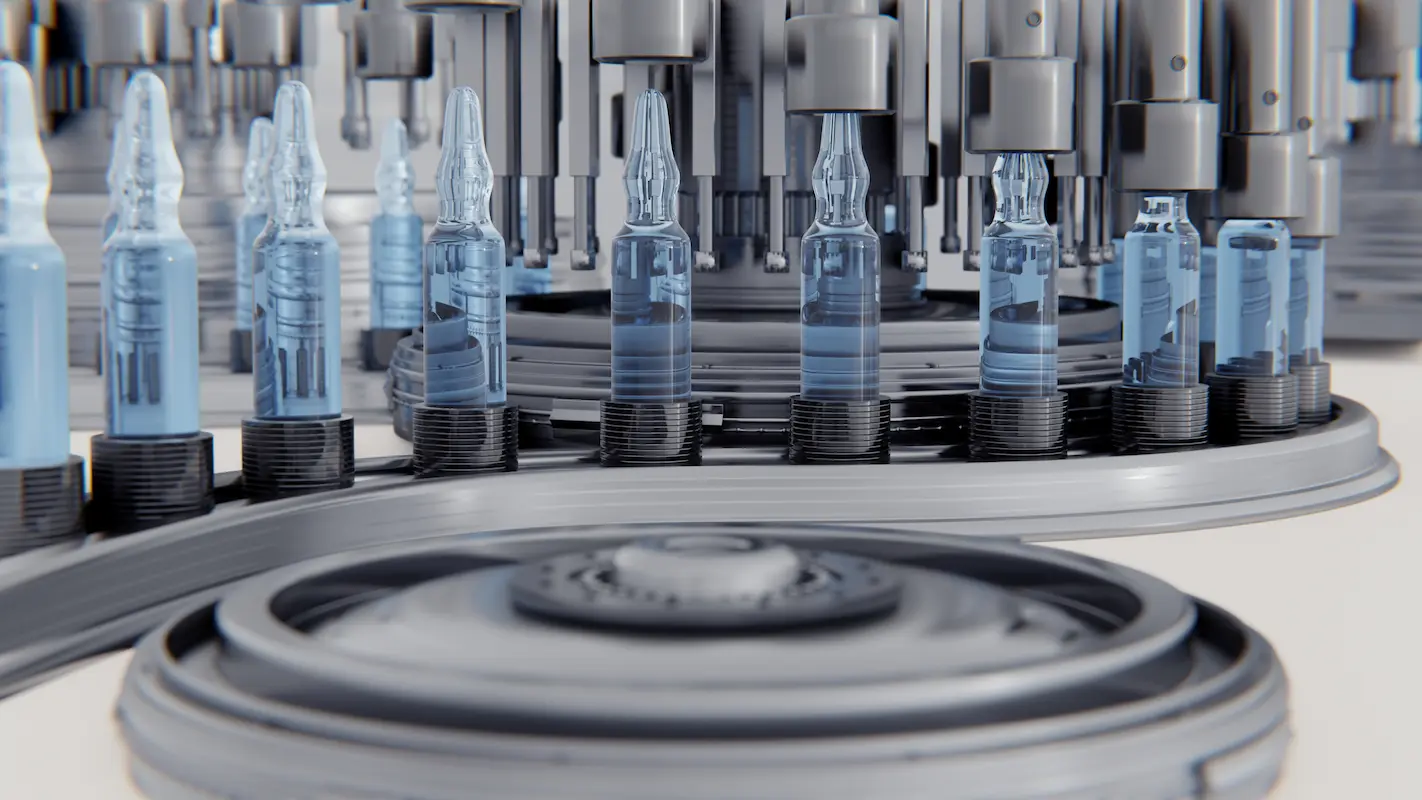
[1095,238,1124,305]
[1121,194,1200,387]
[369,118,424,331]
[610,89,692,404]
[101,71,201,438]
[979,152,1058,397]
[1288,237,1325,366]
[234,116,273,334]
[424,86,505,408]
[101,123,123,245]
[1200,245,1217,346]
[0,61,69,468]
[253,81,343,419]
[800,112,880,402]
[1214,219,1291,377]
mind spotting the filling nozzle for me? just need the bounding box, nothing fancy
[183,0,216,138]
[523,177,557,269]
[399,79,432,149]
[572,175,599,270]
[939,177,961,254]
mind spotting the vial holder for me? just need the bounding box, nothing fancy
[229,328,253,374]
[360,328,413,373]
[1205,373,1299,443]
[240,416,355,502]
[1110,384,1210,454]
[968,393,1069,461]
[89,434,215,535]
[599,400,703,467]
[412,405,519,478]
[788,397,891,465]
[0,456,85,558]
[1290,359,1333,426]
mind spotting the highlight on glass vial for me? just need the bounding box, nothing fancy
[362,118,424,373]
[1205,218,1299,441]
[230,115,273,374]
[968,151,1068,461]
[788,111,890,465]
[90,69,215,535]
[1289,236,1331,425]
[101,120,124,246]
[411,86,518,478]
[241,80,355,502]
[1121,194,1200,389]
[598,88,702,468]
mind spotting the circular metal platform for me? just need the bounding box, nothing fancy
[117,525,1290,799]
[0,396,1394,696]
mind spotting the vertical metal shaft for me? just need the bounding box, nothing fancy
[692,0,720,272]
[939,0,962,254]
[568,0,600,270]
[897,0,928,272]
[520,0,558,268]
[763,0,789,272]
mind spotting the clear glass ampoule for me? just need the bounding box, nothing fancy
[424,86,505,408]
[1121,194,1200,387]
[234,116,273,335]
[101,71,201,438]
[800,112,880,402]
[0,61,70,468]
[610,89,692,404]
[1214,219,1291,377]
[369,118,424,331]
[101,121,124,246]
[253,81,343,419]
[979,152,1058,397]
[1288,236,1325,367]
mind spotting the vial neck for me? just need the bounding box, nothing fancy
[0,185,51,240]
[813,112,869,227]
[438,190,492,226]
[117,182,184,236]
[1135,193,1189,224]
[272,178,327,229]
[990,152,1049,225]
[624,178,677,226]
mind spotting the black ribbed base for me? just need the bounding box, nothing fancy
[241,416,355,502]
[788,397,891,464]
[968,392,1069,461]
[361,328,412,372]
[413,405,519,478]
[1111,384,1210,454]
[229,329,253,374]
[1291,359,1333,426]
[89,433,215,535]
[599,400,703,467]
[0,456,85,557]
[1206,373,1299,443]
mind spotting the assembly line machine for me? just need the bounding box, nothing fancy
[0,0,1410,797]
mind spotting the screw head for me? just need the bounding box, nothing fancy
[1026,10,1042,27]
[1171,55,1187,72]
[1263,90,1279,106]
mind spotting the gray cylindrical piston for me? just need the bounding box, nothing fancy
[989,0,1057,58]
[786,12,895,113]
[1219,132,1307,219]
[1113,101,1219,192]
[1289,155,1342,237]
[965,57,1075,153]
[1119,0,1202,102]
[1222,0,1293,134]
[355,11,434,79]
[1352,0,1421,79]
[592,0,708,63]
[223,3,302,68]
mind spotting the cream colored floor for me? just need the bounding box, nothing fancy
[0,345,1417,799]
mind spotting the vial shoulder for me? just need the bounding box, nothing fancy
[0,240,66,273]
[613,220,690,243]
[802,220,878,243]
[983,220,1055,242]
[428,220,503,245]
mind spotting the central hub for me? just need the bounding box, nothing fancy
[608,536,804,600]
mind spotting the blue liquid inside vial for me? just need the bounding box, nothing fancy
[369,118,424,331]
[800,113,880,402]
[1095,238,1124,305]
[1121,194,1200,387]
[1288,237,1325,365]
[253,81,343,420]
[424,86,506,408]
[1200,245,1217,345]
[610,89,692,404]
[0,62,70,468]
[979,153,1058,397]
[101,71,201,438]
[1214,219,1290,377]
[234,117,273,334]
